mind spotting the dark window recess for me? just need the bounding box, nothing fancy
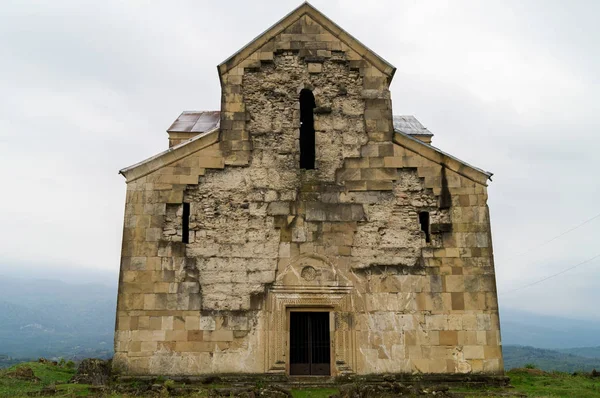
[419,211,431,243]
[299,88,316,169]
[182,202,190,244]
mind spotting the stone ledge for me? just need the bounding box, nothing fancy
[115,372,509,388]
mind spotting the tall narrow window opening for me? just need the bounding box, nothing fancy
[419,211,431,243]
[182,202,190,244]
[299,88,316,169]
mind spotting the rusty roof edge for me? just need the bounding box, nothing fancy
[119,125,220,178]
[394,128,434,137]
[217,1,396,80]
[393,131,493,182]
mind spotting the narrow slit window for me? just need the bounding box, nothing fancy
[182,202,190,244]
[299,88,316,169]
[419,211,431,243]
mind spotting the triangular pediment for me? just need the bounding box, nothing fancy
[218,2,396,80]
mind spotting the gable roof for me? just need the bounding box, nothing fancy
[217,2,396,80]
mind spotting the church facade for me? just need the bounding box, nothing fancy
[114,3,503,377]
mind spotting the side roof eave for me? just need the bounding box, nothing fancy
[393,131,493,186]
[218,1,396,81]
[119,127,220,183]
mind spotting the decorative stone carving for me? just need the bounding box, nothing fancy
[266,254,355,375]
[301,266,317,281]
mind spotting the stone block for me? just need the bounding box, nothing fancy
[307,63,322,73]
[266,201,291,215]
[451,292,465,310]
[464,292,486,310]
[383,156,403,168]
[366,180,393,191]
[188,330,204,341]
[425,315,448,331]
[445,275,465,292]
[143,294,156,310]
[336,168,362,182]
[166,330,187,342]
[149,316,162,330]
[203,330,234,342]
[463,345,485,360]
[185,316,199,330]
[197,156,225,169]
[439,330,459,346]
[345,180,367,191]
[483,359,501,373]
[462,314,478,330]
[141,341,157,352]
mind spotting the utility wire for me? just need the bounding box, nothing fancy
[506,212,600,260]
[503,252,600,294]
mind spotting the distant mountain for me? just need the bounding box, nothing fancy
[499,308,600,349]
[0,276,116,360]
[557,347,600,359]
[503,345,600,372]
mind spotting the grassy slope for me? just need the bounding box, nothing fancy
[0,361,91,397]
[506,369,600,397]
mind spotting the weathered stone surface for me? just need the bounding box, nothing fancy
[70,358,111,386]
[114,4,502,379]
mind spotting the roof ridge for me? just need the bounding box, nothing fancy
[217,2,395,79]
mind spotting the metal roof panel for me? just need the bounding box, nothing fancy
[168,111,220,133]
[393,115,434,136]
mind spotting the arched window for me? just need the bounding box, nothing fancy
[299,89,316,169]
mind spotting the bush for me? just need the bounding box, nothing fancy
[525,363,537,369]
[163,379,174,388]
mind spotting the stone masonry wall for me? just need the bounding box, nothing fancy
[114,12,502,377]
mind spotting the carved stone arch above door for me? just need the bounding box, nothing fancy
[274,253,353,289]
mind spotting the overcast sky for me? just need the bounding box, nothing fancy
[1,0,599,319]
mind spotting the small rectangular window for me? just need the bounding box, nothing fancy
[419,211,431,243]
[182,202,190,244]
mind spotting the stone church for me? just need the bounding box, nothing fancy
[114,3,503,377]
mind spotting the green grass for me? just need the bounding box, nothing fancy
[507,368,600,397]
[0,361,90,397]
[291,388,338,398]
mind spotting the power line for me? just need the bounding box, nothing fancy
[503,252,600,294]
[505,212,600,260]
